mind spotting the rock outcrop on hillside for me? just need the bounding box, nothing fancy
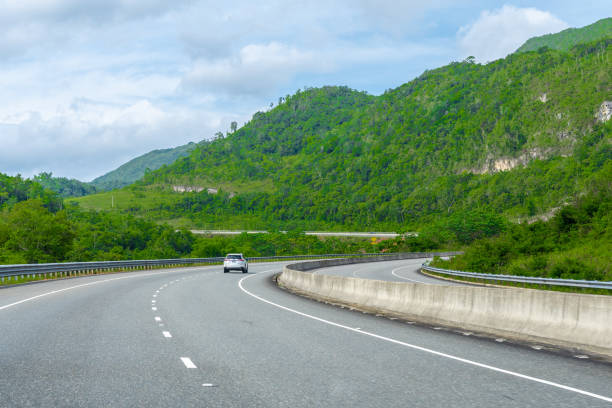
[596,101,612,123]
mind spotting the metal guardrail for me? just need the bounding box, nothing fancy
[422,264,612,290]
[0,253,405,283]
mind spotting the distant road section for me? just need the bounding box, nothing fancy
[190,230,416,238]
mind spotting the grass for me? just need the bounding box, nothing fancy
[67,187,182,212]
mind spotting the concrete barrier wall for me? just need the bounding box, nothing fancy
[278,256,612,358]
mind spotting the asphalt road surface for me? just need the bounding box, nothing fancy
[312,257,457,284]
[1,260,611,407]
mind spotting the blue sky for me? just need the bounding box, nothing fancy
[0,1,609,181]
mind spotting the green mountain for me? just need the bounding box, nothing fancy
[33,172,97,198]
[516,17,611,53]
[73,35,612,233]
[90,142,199,191]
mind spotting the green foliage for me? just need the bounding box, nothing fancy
[65,209,196,261]
[517,18,612,53]
[190,232,376,258]
[438,210,507,245]
[33,172,97,197]
[434,179,612,280]
[0,200,74,263]
[91,142,199,191]
[0,173,62,211]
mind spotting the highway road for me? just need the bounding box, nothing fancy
[1,260,611,407]
[312,257,457,284]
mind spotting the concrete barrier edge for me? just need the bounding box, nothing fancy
[278,255,612,359]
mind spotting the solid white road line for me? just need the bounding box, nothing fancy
[238,271,612,404]
[0,266,218,312]
[391,265,427,283]
[351,265,372,278]
[162,331,172,338]
[181,357,197,368]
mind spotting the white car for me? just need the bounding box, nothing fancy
[223,253,248,273]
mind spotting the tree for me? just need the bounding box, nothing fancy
[1,200,75,263]
[230,121,238,133]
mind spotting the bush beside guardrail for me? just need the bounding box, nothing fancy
[421,264,612,291]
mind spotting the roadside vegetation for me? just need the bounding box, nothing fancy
[0,174,382,264]
[432,172,612,281]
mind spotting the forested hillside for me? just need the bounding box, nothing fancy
[432,171,611,281]
[0,173,375,265]
[74,36,612,232]
[517,17,611,53]
[91,142,199,191]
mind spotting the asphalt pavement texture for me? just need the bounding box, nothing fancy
[1,260,611,407]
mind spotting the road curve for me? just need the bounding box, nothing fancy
[313,257,457,284]
[1,261,611,407]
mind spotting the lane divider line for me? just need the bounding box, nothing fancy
[238,271,612,404]
[181,357,197,369]
[162,331,172,338]
[0,267,218,312]
[391,265,427,283]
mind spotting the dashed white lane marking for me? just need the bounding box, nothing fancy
[0,267,217,312]
[162,331,172,338]
[238,271,612,404]
[391,265,428,283]
[152,300,156,303]
[152,307,157,311]
[153,294,157,298]
[202,383,216,387]
[155,316,162,322]
[181,357,197,368]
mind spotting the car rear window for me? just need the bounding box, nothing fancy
[226,254,243,259]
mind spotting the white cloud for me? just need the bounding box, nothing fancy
[457,5,569,62]
[182,42,333,96]
[0,100,225,181]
